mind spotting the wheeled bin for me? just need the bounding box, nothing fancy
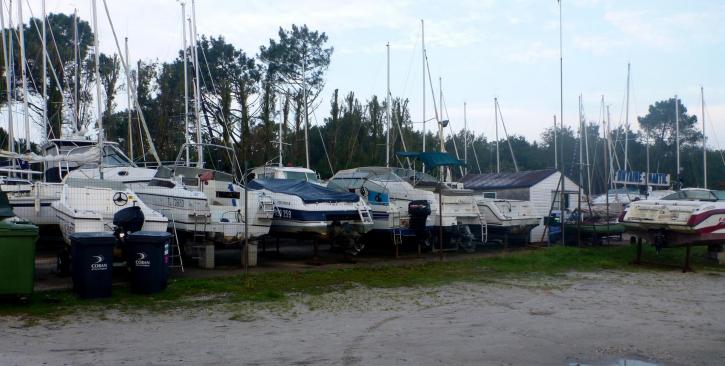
[0,221,39,298]
[70,232,117,299]
[124,232,172,294]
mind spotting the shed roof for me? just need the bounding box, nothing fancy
[461,169,559,190]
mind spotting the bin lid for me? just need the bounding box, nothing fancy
[69,232,118,246]
[0,219,39,236]
[126,231,172,244]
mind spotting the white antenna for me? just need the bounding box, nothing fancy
[0,0,14,155]
[180,1,189,166]
[702,86,706,189]
[125,37,132,161]
[91,0,104,179]
[191,0,203,166]
[17,0,30,151]
[386,42,390,167]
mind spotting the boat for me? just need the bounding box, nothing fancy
[327,166,435,246]
[133,143,275,250]
[247,178,373,254]
[622,188,725,249]
[52,178,168,244]
[250,165,323,185]
[473,196,540,244]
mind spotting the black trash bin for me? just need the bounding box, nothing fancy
[124,232,172,294]
[70,232,117,299]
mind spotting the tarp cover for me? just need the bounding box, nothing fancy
[248,179,360,204]
[396,151,464,168]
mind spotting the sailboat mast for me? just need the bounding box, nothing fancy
[73,10,79,131]
[558,0,566,244]
[278,98,283,167]
[583,97,591,197]
[675,94,680,181]
[607,105,613,189]
[553,115,557,169]
[624,62,630,172]
[386,42,390,167]
[181,1,189,166]
[0,0,13,155]
[41,0,47,141]
[91,0,104,178]
[438,77,443,153]
[495,97,499,173]
[421,20,425,160]
[125,37,133,161]
[702,86,706,189]
[191,0,203,166]
[463,101,467,175]
[302,53,309,169]
[17,0,29,151]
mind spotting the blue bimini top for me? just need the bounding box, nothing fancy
[248,179,361,204]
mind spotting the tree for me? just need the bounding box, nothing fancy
[638,98,701,147]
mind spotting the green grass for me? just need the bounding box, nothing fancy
[1,244,721,320]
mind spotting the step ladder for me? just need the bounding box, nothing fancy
[357,206,374,225]
[189,211,210,260]
[168,212,184,272]
[476,204,488,244]
[391,211,403,246]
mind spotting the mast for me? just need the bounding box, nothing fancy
[583,96,591,197]
[421,20,426,162]
[385,42,390,167]
[675,94,680,182]
[41,0,47,141]
[558,0,566,244]
[607,105,613,189]
[17,0,29,151]
[302,51,309,169]
[181,1,190,166]
[577,94,583,247]
[553,115,557,169]
[439,77,443,153]
[73,9,79,131]
[0,0,13,155]
[624,62,630,172]
[495,97,500,173]
[124,37,133,161]
[91,0,104,179]
[191,0,203,166]
[463,101,467,175]
[278,98,283,167]
[701,86,706,189]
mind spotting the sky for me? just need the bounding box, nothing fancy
[19,0,725,148]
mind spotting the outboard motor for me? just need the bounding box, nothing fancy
[408,200,431,247]
[113,206,145,242]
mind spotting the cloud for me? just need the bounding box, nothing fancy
[500,41,558,64]
[573,35,627,55]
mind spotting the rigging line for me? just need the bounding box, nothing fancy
[311,108,334,175]
[496,99,519,172]
[440,92,463,176]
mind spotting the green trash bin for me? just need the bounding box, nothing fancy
[0,220,39,297]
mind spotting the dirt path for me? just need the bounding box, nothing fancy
[2,271,724,365]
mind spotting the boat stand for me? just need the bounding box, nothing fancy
[632,237,694,273]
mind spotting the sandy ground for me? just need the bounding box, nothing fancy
[1,270,724,366]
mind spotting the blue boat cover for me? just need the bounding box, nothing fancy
[248,179,360,204]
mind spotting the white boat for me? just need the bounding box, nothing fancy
[474,196,540,243]
[52,178,168,244]
[622,188,725,248]
[250,165,323,185]
[133,144,275,248]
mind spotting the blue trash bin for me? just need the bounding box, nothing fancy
[70,232,117,299]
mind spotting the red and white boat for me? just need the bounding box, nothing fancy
[622,188,725,247]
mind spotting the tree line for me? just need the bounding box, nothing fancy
[0,13,722,192]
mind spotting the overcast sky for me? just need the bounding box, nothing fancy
[31,0,725,148]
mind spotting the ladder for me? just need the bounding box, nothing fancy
[357,206,374,225]
[391,211,403,247]
[189,211,209,259]
[475,203,488,244]
[168,212,184,272]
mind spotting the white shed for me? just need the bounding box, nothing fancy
[461,169,581,243]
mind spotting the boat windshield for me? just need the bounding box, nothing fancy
[285,171,320,183]
[662,190,720,202]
